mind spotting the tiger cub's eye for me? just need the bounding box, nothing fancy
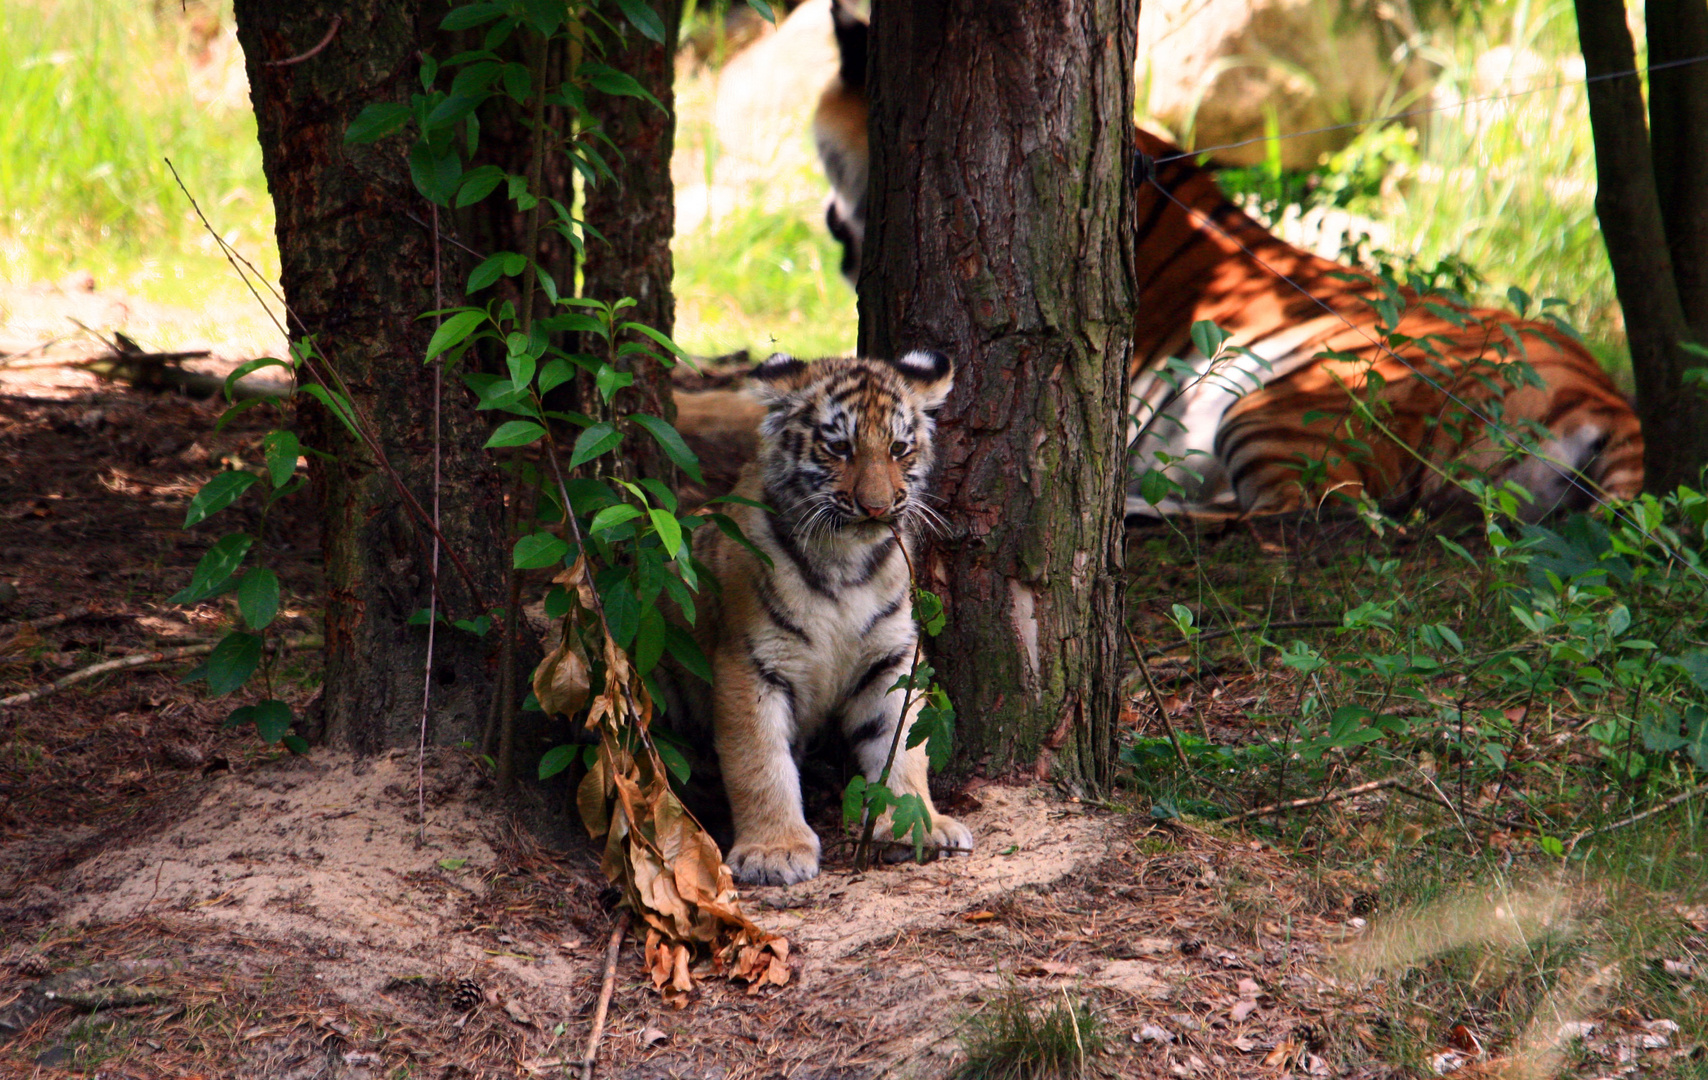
[827,439,852,457]
[890,441,909,457]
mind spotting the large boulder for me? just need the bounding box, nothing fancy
[1138,0,1434,168]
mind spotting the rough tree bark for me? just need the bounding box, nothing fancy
[234,2,510,751]
[1576,0,1708,491]
[1647,0,1708,339]
[581,0,681,482]
[859,1,1138,788]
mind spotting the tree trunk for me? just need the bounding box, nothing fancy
[1647,0,1708,339]
[581,0,681,482]
[1576,0,1708,492]
[858,1,1138,789]
[234,2,510,752]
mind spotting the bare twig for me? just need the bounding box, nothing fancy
[0,605,93,638]
[164,159,495,614]
[1392,783,1530,832]
[1565,783,1708,853]
[1124,627,1190,767]
[265,15,342,66]
[854,524,929,872]
[1128,618,1345,665]
[1217,776,1404,825]
[417,202,447,846]
[0,636,322,710]
[580,911,630,1080]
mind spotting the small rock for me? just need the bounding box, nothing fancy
[1136,1024,1175,1044]
[642,1026,669,1047]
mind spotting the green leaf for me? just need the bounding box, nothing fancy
[440,2,506,29]
[655,738,691,785]
[537,358,575,395]
[612,0,667,42]
[221,356,292,402]
[281,734,311,755]
[205,632,263,697]
[424,93,482,131]
[708,512,771,567]
[589,504,644,535]
[465,251,517,292]
[617,321,691,364]
[569,422,623,470]
[296,383,360,436]
[630,414,704,484]
[484,420,546,448]
[596,365,634,402]
[578,62,663,111]
[746,0,776,23]
[513,531,570,569]
[237,568,280,630]
[539,744,577,780]
[184,471,259,528]
[601,578,640,649]
[345,102,412,144]
[841,775,869,825]
[262,430,299,489]
[425,309,486,361]
[409,141,463,206]
[649,508,685,559]
[665,624,712,683]
[636,606,666,675]
[252,698,293,743]
[437,856,468,871]
[171,533,252,604]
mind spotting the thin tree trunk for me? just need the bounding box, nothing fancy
[1647,0,1708,339]
[858,0,1138,789]
[581,0,681,482]
[1576,0,1708,492]
[234,2,509,751]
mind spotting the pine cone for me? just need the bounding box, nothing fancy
[449,977,483,1012]
[8,951,50,978]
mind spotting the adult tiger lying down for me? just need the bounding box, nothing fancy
[798,0,1642,522]
[658,350,973,887]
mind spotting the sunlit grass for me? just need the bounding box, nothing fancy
[0,0,278,308]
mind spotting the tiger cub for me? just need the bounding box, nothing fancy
[686,350,973,886]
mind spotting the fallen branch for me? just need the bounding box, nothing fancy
[1217,776,1404,825]
[0,605,94,638]
[1566,783,1708,853]
[1392,783,1531,832]
[0,636,322,709]
[580,911,630,1080]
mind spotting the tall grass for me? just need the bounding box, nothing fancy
[1384,0,1617,337]
[0,0,276,303]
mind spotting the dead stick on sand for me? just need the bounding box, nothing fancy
[0,605,94,638]
[0,636,322,709]
[581,911,631,1080]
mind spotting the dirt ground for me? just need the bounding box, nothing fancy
[3,319,1701,1079]
[0,318,1391,1080]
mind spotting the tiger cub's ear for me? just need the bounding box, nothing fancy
[749,352,812,405]
[891,349,954,412]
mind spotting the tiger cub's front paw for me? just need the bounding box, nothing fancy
[879,812,975,863]
[726,830,822,886]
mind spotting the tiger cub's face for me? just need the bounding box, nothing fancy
[750,351,953,540]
